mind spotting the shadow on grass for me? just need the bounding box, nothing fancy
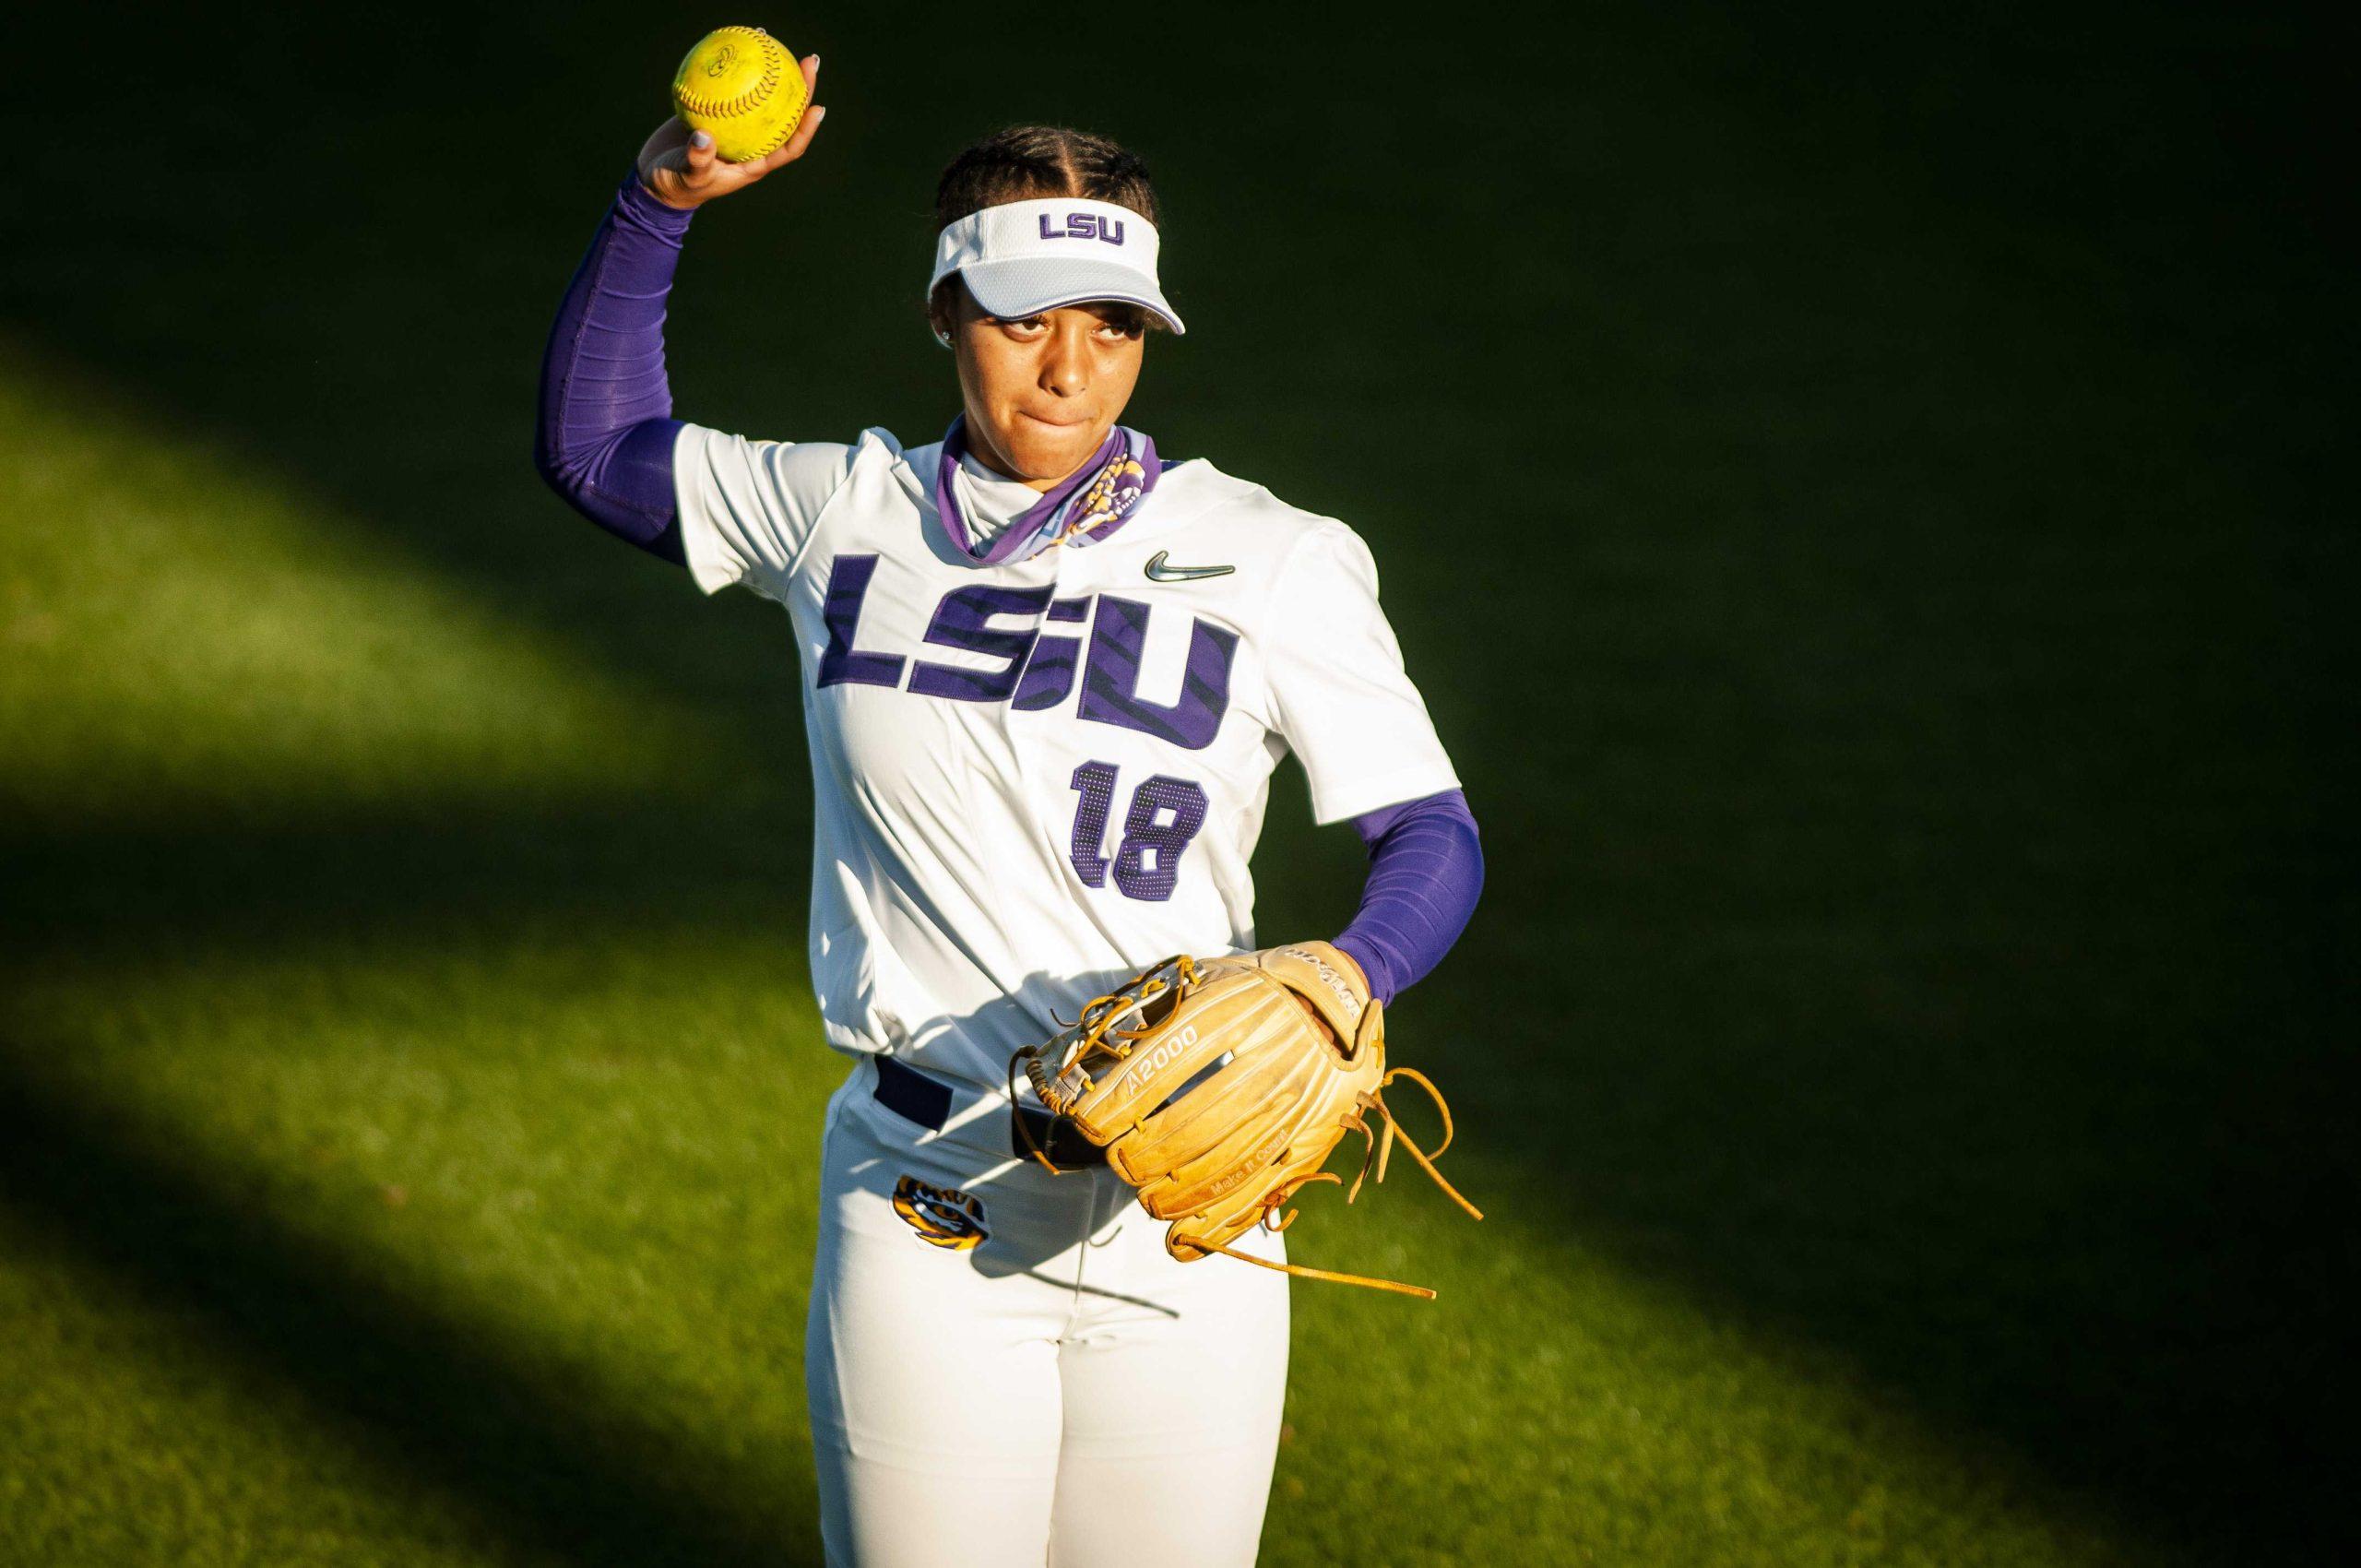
[0,1049,818,1568]
[2,802,804,963]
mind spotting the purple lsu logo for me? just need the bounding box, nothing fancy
[1039,212,1126,245]
[815,556,1235,750]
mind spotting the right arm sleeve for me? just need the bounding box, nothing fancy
[533,174,697,564]
[535,175,854,591]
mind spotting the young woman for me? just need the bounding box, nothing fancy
[535,57,1484,1566]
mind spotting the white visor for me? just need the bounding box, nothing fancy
[927,196,1184,335]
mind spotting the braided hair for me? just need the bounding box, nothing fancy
[934,125,1161,229]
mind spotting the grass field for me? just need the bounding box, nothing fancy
[2,3,2349,1563]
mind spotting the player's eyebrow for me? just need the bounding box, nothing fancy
[978,304,1146,335]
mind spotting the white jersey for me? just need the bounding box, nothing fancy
[672,423,1459,1089]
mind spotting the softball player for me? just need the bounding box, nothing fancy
[535,59,1484,1566]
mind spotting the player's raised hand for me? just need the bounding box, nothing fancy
[637,53,825,210]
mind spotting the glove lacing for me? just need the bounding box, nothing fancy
[1009,957,1199,1172]
[1191,1067,1484,1300]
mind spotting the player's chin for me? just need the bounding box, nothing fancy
[1002,412,1110,481]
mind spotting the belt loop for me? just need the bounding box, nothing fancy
[872,1053,953,1132]
[870,1053,1105,1169]
[1011,1103,1107,1170]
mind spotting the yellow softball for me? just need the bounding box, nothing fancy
[671,26,809,163]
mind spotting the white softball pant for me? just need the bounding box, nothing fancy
[805,1055,1291,1568]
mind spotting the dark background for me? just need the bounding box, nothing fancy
[4,1,2352,1562]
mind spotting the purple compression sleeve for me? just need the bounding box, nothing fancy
[534,174,696,563]
[1334,789,1484,1005]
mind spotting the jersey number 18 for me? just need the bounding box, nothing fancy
[1069,761,1207,902]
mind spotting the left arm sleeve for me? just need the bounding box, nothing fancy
[1264,525,1461,824]
[1334,789,1485,1004]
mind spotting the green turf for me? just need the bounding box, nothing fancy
[2,3,2347,1563]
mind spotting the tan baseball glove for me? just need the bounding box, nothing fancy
[1012,942,1481,1299]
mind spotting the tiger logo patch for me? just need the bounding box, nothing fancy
[892,1174,989,1250]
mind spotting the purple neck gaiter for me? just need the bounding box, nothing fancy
[931,417,1159,567]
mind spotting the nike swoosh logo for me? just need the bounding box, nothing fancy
[1144,551,1235,583]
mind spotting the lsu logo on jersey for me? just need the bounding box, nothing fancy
[816,557,1240,752]
[892,1174,989,1250]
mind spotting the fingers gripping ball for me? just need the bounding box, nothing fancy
[1013,943,1484,1299]
[671,26,808,162]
